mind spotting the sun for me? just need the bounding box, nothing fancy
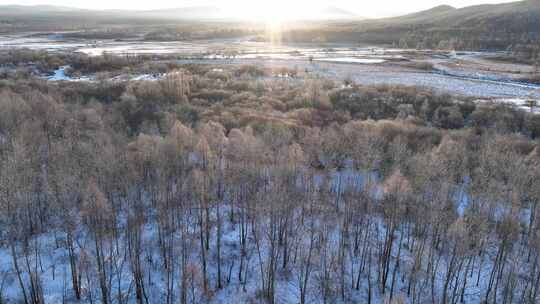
[266,17,284,33]
[227,1,308,24]
[226,1,310,44]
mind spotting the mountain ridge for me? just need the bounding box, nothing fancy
[0,4,360,20]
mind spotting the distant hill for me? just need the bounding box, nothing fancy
[315,6,359,20]
[281,0,540,53]
[385,5,456,24]
[136,6,226,20]
[374,0,540,29]
[0,4,359,21]
[0,4,78,13]
[1,0,539,57]
[0,5,86,16]
[0,5,235,32]
[0,5,227,20]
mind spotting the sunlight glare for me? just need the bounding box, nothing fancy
[227,1,322,23]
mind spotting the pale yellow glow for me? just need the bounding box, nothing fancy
[225,1,323,23]
[224,0,327,37]
[267,19,282,33]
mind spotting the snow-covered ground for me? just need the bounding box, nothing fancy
[46,66,163,82]
[173,57,540,101]
[313,57,386,64]
[475,98,540,114]
[47,66,92,82]
[0,165,535,303]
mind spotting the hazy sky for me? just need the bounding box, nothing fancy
[1,0,519,17]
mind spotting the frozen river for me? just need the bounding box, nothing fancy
[175,57,540,101]
[2,34,540,104]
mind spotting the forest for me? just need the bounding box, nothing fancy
[1,50,540,304]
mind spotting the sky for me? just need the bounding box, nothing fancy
[0,0,519,17]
